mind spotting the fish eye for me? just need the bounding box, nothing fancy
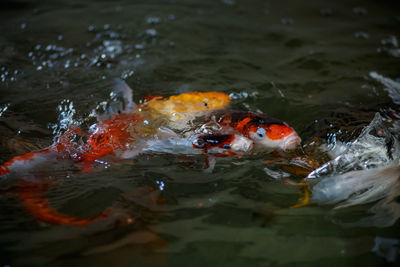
[256,128,266,138]
[203,102,208,107]
[194,138,205,148]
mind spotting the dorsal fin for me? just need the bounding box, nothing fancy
[112,79,136,113]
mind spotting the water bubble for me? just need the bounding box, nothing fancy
[168,14,176,20]
[156,180,165,191]
[145,29,157,36]
[57,35,63,41]
[381,35,398,47]
[135,43,145,49]
[281,18,294,25]
[354,32,369,39]
[104,24,110,30]
[51,99,78,139]
[229,92,249,100]
[64,60,70,68]
[108,32,120,39]
[88,25,95,32]
[147,17,161,24]
[0,103,10,117]
[379,36,400,57]
[121,69,135,79]
[20,23,27,29]
[103,40,123,56]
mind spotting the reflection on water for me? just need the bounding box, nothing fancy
[1,0,400,266]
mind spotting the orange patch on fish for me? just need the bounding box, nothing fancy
[263,124,294,140]
[54,113,143,163]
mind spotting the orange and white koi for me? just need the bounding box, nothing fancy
[210,110,301,151]
[0,112,144,176]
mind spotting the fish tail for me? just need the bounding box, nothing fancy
[0,148,54,177]
[15,180,110,226]
[290,182,312,209]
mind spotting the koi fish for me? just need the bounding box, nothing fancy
[139,91,231,116]
[209,110,301,151]
[0,112,143,176]
[0,80,231,176]
[0,82,233,226]
[101,79,231,130]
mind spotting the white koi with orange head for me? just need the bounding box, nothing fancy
[213,111,301,151]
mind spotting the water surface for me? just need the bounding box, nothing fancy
[1,0,400,266]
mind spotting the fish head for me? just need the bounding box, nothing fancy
[248,123,301,151]
[193,133,253,154]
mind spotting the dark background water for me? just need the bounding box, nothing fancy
[1,0,400,266]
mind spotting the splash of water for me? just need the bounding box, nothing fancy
[307,113,400,178]
[307,113,400,227]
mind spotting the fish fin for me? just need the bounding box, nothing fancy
[203,154,216,173]
[289,182,312,209]
[156,126,180,139]
[112,78,137,114]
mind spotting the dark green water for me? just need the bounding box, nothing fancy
[1,0,400,266]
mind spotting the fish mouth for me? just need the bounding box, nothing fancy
[283,132,301,151]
